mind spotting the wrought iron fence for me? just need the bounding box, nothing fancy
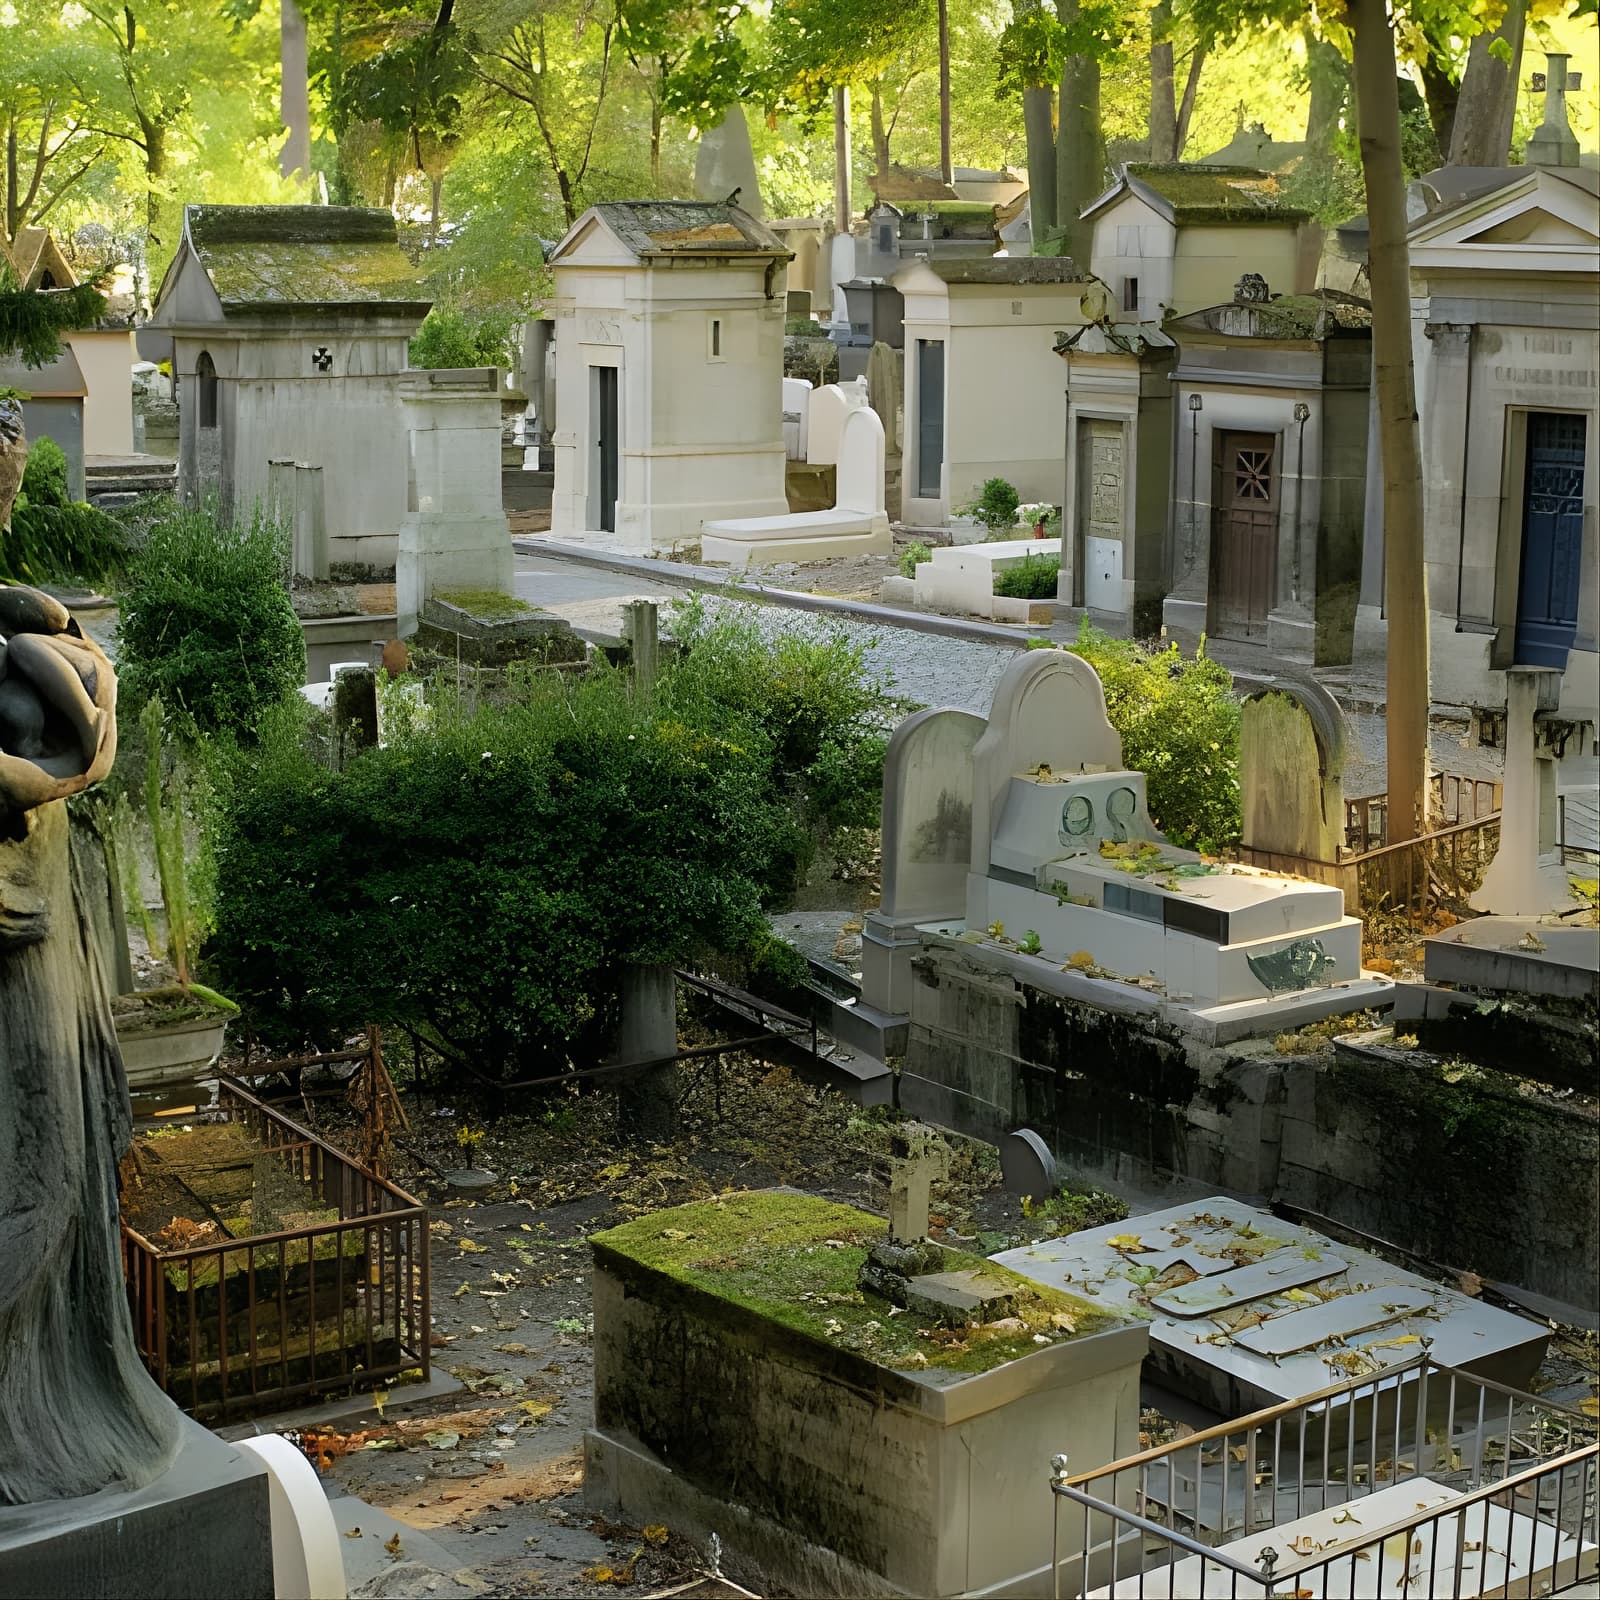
[120,1080,430,1421]
[1348,813,1503,930]
[1047,1353,1599,1598]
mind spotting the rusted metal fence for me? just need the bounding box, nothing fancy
[120,1080,430,1421]
[1345,772,1503,853]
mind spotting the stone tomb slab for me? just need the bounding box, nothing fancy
[904,1269,1019,1325]
[991,1198,1549,1416]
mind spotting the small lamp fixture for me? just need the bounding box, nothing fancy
[1293,401,1311,422]
[1187,392,1203,412]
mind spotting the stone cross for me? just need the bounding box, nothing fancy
[887,1123,950,1244]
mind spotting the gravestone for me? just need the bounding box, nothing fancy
[1238,682,1347,862]
[861,707,985,1024]
[864,340,900,454]
[0,584,274,1595]
[693,108,764,218]
[806,376,868,466]
[1000,1128,1057,1200]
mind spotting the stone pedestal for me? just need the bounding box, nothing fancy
[396,367,513,637]
[1472,668,1574,914]
[0,1419,273,1598]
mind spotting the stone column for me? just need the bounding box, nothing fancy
[1471,668,1574,914]
[292,462,328,582]
[1527,53,1580,169]
[394,367,513,636]
[612,965,678,1140]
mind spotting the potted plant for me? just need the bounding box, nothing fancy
[957,477,1022,542]
[107,698,238,1087]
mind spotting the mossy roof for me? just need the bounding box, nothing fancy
[1167,287,1373,341]
[591,1190,1123,1381]
[588,201,789,259]
[182,204,430,311]
[1088,164,1311,225]
[920,258,1086,286]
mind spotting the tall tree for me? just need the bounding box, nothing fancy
[1448,0,1524,164]
[1193,0,1494,844]
[937,0,953,183]
[1149,0,1206,162]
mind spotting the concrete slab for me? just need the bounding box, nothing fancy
[992,1199,1550,1416]
[1423,916,1599,1002]
[325,1494,482,1595]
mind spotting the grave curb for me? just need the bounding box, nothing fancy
[512,537,1057,649]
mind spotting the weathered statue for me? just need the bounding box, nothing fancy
[0,583,182,1505]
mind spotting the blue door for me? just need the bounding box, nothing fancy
[1513,411,1586,669]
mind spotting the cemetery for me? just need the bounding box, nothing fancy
[1,5,1598,1598]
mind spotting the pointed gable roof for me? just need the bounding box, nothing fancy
[6,227,77,290]
[550,201,790,266]
[152,205,430,319]
[1081,164,1311,226]
[1408,165,1599,275]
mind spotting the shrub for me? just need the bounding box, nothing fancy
[897,541,932,579]
[1040,621,1241,853]
[2,499,127,584]
[209,671,813,1070]
[20,436,68,507]
[993,553,1060,599]
[115,506,305,740]
[963,475,1020,535]
[409,306,515,370]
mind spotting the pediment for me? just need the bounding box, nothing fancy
[548,212,639,269]
[1463,207,1598,246]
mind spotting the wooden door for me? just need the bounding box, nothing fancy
[1210,430,1278,640]
[916,339,945,500]
[1513,410,1585,669]
[595,366,619,533]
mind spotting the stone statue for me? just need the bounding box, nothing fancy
[0,583,182,1505]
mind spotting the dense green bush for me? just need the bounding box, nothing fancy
[115,506,304,740]
[209,672,813,1070]
[1036,621,1241,853]
[665,597,890,833]
[1,499,127,584]
[20,436,67,506]
[964,475,1019,536]
[409,305,516,370]
[993,553,1060,600]
[897,540,932,579]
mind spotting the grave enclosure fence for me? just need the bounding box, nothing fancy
[120,1081,431,1421]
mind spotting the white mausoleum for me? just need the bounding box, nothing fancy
[547,201,792,549]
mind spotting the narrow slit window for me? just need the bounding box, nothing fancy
[710,318,722,359]
[196,351,218,429]
[1122,276,1140,314]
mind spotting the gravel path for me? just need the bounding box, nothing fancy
[698,592,1019,714]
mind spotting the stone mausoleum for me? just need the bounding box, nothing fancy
[548,201,793,549]
[141,205,432,573]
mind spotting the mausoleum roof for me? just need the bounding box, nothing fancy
[6,226,77,290]
[1083,163,1311,225]
[575,201,789,260]
[1167,287,1372,341]
[911,257,1086,285]
[174,204,430,312]
[1055,321,1177,356]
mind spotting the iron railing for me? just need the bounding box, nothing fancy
[120,1080,430,1421]
[1048,1354,1599,1598]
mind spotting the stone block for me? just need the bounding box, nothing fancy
[413,595,584,667]
[901,1270,1019,1326]
[0,1418,273,1599]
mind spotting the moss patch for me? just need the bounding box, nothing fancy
[593,1191,1119,1378]
[435,587,538,620]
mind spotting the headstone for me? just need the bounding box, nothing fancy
[1239,683,1347,862]
[833,405,886,517]
[781,376,812,462]
[807,376,868,466]
[292,462,328,582]
[886,1122,950,1244]
[864,340,900,454]
[1000,1128,1058,1200]
[860,707,985,1019]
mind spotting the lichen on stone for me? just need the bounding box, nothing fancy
[592,1190,1120,1378]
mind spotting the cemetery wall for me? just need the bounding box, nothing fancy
[903,948,1599,1314]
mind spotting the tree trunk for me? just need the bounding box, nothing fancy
[1024,85,1057,237]
[870,84,892,182]
[1175,44,1205,157]
[1149,1,1177,163]
[429,174,442,240]
[5,120,17,240]
[1304,31,1348,150]
[938,0,953,186]
[1416,48,1459,159]
[650,100,662,187]
[280,0,312,179]
[143,121,167,246]
[832,85,851,236]
[1054,0,1104,269]
[1449,0,1525,166]
[1349,0,1429,844]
